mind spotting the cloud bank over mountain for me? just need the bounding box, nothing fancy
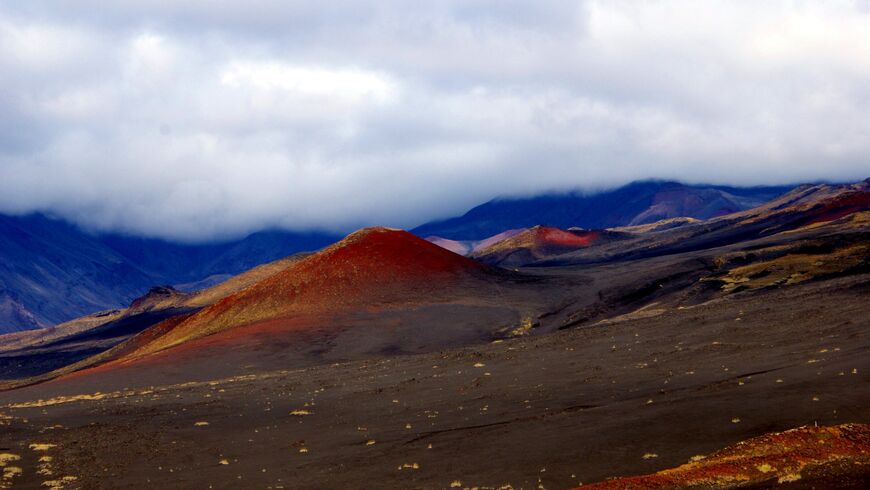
[0,1,868,241]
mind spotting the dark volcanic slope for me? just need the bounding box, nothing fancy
[413,181,791,240]
[0,307,192,381]
[0,268,866,489]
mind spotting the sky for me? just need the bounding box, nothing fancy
[0,1,869,241]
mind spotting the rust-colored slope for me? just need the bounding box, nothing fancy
[480,225,598,253]
[121,227,497,358]
[582,424,870,489]
[182,254,306,307]
[793,187,870,227]
[129,254,309,311]
[729,179,869,225]
[699,181,870,244]
[472,226,603,266]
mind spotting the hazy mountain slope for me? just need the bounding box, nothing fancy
[99,229,336,283]
[0,214,159,332]
[0,213,340,333]
[0,292,45,332]
[413,181,792,240]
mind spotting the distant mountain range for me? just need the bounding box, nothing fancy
[412,181,794,240]
[3,178,867,389]
[0,214,339,333]
[0,180,806,333]
[461,180,870,267]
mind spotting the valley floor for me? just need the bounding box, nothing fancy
[1,274,868,489]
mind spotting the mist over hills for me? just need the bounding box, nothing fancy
[413,181,793,240]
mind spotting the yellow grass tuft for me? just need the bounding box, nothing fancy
[0,454,20,467]
[29,443,56,451]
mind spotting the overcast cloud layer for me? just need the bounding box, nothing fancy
[1,1,869,241]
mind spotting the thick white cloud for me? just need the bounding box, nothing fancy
[0,1,868,241]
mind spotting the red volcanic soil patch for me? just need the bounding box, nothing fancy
[733,183,869,230]
[581,424,870,489]
[473,226,601,265]
[248,226,490,291]
[534,226,599,248]
[115,227,502,359]
[800,190,870,227]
